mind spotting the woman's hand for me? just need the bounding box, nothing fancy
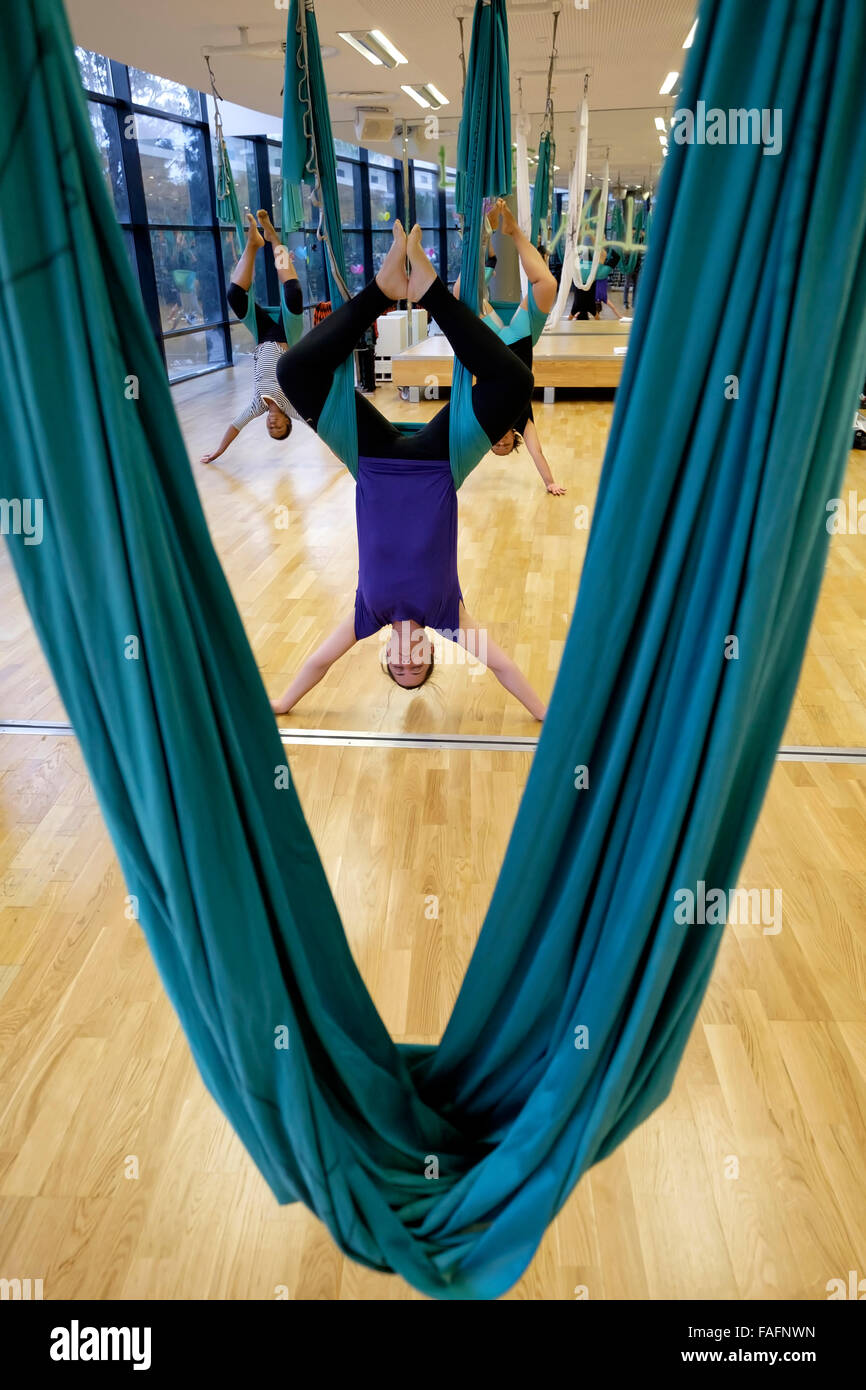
[270,615,358,718]
[546,482,566,496]
[200,425,239,465]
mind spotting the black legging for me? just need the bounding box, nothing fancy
[227,278,303,344]
[567,283,598,320]
[508,333,535,434]
[276,275,533,460]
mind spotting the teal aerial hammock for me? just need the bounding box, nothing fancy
[530,130,554,248]
[212,94,302,349]
[621,201,647,275]
[280,0,355,462]
[2,0,866,1300]
[609,194,625,246]
[280,0,502,490]
[528,4,558,251]
[450,0,512,486]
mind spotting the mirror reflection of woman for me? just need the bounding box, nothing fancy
[200,211,302,464]
[270,222,546,722]
[454,200,565,495]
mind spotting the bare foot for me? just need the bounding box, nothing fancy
[407,224,436,302]
[270,696,291,717]
[375,219,409,301]
[245,211,264,249]
[495,197,519,238]
[257,209,278,244]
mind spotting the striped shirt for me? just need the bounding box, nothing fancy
[231,341,301,432]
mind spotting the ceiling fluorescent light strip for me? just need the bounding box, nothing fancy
[338,32,384,66]
[424,83,449,107]
[402,84,431,108]
[368,29,408,65]
[338,29,408,69]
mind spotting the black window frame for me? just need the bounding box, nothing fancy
[77,48,463,381]
[80,55,231,383]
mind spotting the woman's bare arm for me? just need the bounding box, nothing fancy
[522,419,565,495]
[200,424,239,464]
[452,604,546,721]
[271,614,358,716]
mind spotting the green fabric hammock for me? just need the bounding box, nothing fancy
[530,130,554,247]
[621,203,647,275]
[2,0,866,1300]
[281,0,354,462]
[609,196,625,247]
[279,0,500,490]
[280,0,414,478]
[449,0,512,487]
[215,122,302,349]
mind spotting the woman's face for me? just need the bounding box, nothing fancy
[386,625,432,688]
[263,397,291,440]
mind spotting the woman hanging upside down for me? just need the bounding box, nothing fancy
[270,221,546,721]
[200,211,303,464]
[455,199,565,495]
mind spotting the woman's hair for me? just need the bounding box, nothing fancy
[509,431,523,454]
[382,646,436,688]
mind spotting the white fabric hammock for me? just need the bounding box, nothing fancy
[548,97,609,328]
[515,106,532,298]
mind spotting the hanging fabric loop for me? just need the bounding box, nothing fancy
[548,82,607,327]
[3,0,866,1304]
[206,50,302,346]
[514,76,532,296]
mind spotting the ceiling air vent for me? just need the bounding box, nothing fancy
[354,108,395,142]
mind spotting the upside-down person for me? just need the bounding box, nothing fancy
[269,221,546,720]
[200,211,303,464]
[454,199,565,495]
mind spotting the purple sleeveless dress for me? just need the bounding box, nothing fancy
[353,455,463,639]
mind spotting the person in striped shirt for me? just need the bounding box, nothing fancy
[200,211,303,464]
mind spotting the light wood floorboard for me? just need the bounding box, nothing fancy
[1,733,864,1299]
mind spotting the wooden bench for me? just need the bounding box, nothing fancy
[391,328,630,399]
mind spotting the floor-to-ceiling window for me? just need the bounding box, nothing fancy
[217,135,273,360]
[141,110,225,378]
[335,146,366,295]
[282,143,403,306]
[412,161,445,278]
[75,46,462,381]
[76,52,136,276]
[368,152,399,281]
[444,177,462,284]
[76,46,230,383]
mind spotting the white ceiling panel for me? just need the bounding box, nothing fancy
[67,0,699,187]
